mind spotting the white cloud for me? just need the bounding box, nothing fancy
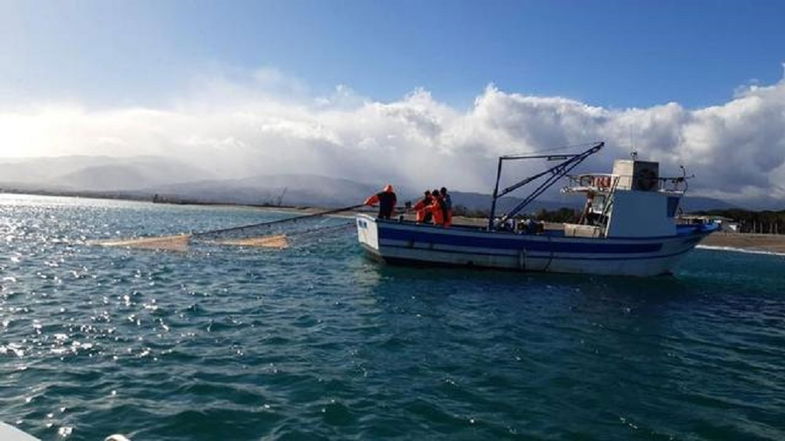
[1,68,784,204]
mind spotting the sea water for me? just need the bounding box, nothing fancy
[1,194,783,441]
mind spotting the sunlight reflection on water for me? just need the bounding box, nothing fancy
[0,195,784,441]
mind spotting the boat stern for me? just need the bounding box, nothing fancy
[356,214,381,257]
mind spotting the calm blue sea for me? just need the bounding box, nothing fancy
[1,194,784,441]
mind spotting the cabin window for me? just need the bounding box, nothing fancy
[666,197,680,217]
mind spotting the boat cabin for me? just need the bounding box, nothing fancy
[563,159,685,238]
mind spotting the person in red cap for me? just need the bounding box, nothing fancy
[364,184,397,219]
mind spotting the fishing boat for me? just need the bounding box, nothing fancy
[356,142,718,277]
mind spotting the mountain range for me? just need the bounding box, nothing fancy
[0,155,744,212]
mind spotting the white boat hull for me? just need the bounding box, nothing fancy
[356,214,716,277]
[0,422,40,441]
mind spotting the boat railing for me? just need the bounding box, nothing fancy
[563,173,618,193]
[658,176,688,193]
[598,175,622,237]
[564,173,688,193]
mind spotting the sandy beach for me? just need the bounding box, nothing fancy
[700,232,785,254]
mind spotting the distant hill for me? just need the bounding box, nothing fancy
[51,161,211,191]
[447,193,738,215]
[0,155,214,191]
[0,154,746,213]
[679,196,740,212]
[144,175,586,212]
[0,155,116,186]
[448,190,581,214]
[146,174,382,207]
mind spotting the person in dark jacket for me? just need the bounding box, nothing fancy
[364,184,397,219]
[439,187,452,227]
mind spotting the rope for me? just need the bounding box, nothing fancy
[193,204,363,238]
[509,141,603,156]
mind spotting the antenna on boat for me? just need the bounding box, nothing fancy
[677,165,694,192]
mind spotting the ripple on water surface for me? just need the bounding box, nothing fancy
[1,194,784,440]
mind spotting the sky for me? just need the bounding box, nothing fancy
[1,0,785,205]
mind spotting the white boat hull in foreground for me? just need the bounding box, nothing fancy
[356,214,717,277]
[0,422,40,441]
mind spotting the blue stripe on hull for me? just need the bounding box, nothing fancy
[376,242,695,261]
[378,227,663,254]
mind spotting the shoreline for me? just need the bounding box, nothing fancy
[5,189,785,256]
[0,188,374,216]
[699,232,785,255]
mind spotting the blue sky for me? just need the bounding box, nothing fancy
[2,1,785,205]
[3,0,784,109]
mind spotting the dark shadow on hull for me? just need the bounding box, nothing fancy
[360,245,675,278]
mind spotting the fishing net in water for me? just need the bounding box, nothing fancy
[90,208,358,252]
[91,231,291,251]
[210,234,289,249]
[90,234,192,252]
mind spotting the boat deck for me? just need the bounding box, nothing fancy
[378,215,710,240]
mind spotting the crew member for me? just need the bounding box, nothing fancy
[364,184,397,219]
[427,188,446,226]
[440,187,452,227]
[413,190,433,223]
[580,191,596,225]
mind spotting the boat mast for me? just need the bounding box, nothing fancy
[489,157,504,230]
[487,141,604,230]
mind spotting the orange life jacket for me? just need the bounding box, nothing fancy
[413,196,432,223]
[364,194,379,205]
[427,196,445,225]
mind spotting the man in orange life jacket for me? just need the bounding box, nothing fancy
[364,184,397,219]
[427,188,446,226]
[413,190,433,223]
